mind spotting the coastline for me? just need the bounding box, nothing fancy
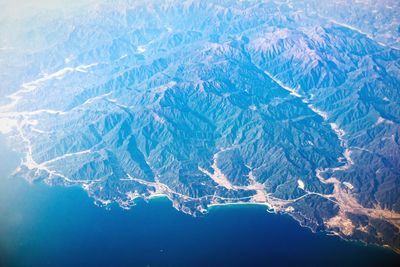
[1,173,399,267]
[1,131,399,257]
[131,193,400,256]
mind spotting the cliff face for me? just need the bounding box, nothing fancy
[0,0,399,253]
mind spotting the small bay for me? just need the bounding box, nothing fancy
[0,135,399,267]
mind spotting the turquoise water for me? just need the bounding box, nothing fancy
[0,136,399,267]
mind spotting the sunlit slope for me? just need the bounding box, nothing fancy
[0,0,399,253]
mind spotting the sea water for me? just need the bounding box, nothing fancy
[0,135,399,267]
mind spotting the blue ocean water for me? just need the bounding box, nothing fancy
[0,136,399,267]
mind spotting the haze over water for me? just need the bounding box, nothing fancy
[0,136,399,267]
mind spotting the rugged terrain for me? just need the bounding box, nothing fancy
[0,0,399,253]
